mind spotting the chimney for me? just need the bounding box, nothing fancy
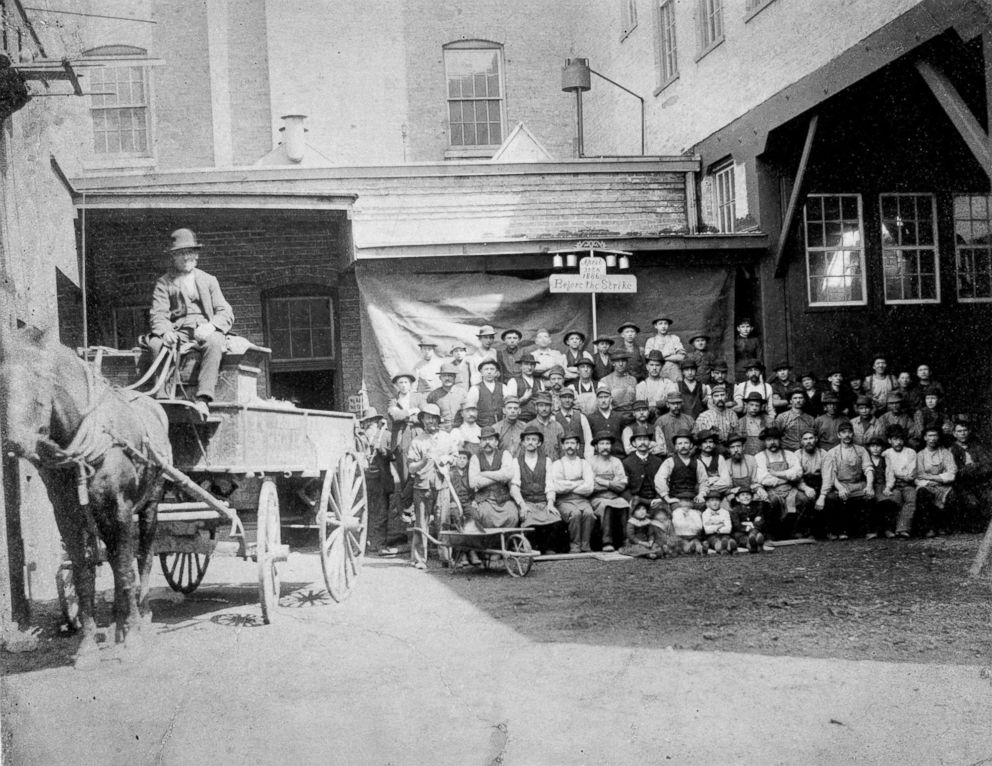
[279,113,307,163]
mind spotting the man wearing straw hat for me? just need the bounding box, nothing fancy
[406,403,456,569]
[467,325,499,386]
[148,228,233,417]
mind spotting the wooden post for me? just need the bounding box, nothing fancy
[773,114,818,278]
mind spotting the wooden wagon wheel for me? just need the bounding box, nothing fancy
[318,452,368,602]
[504,533,534,578]
[256,479,282,623]
[159,528,215,595]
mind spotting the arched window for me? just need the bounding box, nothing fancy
[443,40,506,150]
[82,46,152,157]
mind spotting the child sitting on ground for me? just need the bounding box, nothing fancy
[701,490,736,554]
[729,487,767,553]
[448,449,478,532]
[672,500,705,554]
[621,506,661,559]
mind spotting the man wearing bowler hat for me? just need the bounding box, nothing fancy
[562,329,594,382]
[591,335,615,381]
[148,228,234,416]
[616,320,647,381]
[497,328,525,381]
[637,349,679,417]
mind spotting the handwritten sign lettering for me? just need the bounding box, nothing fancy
[549,274,638,293]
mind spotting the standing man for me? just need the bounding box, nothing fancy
[739,392,772,456]
[643,316,685,382]
[357,408,399,557]
[948,418,992,533]
[599,350,638,412]
[413,339,444,394]
[852,394,882,447]
[448,342,472,391]
[406,404,456,569]
[693,384,740,445]
[591,336,615,382]
[465,358,505,428]
[587,383,628,457]
[504,353,540,421]
[637,350,679,418]
[387,371,423,492]
[554,388,593,459]
[148,228,234,417]
[775,389,815,453]
[530,391,565,461]
[426,362,466,432]
[497,328,525,382]
[656,392,694,455]
[470,426,519,528]
[467,326,498,386]
[495,396,527,458]
[571,357,599,415]
[562,330,594,382]
[677,359,706,420]
[451,402,481,456]
[551,433,596,552]
[617,321,647,381]
[733,360,775,417]
[769,361,798,415]
[531,328,567,378]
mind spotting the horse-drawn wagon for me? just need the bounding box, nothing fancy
[85,339,370,623]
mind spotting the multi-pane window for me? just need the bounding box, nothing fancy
[713,162,736,233]
[621,0,639,39]
[267,297,335,363]
[113,305,147,348]
[444,43,505,148]
[879,194,939,304]
[954,194,992,302]
[89,64,150,155]
[658,1,678,84]
[803,194,867,306]
[698,0,724,52]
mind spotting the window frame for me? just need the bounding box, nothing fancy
[953,192,992,303]
[712,160,736,233]
[112,305,148,349]
[878,192,941,306]
[81,45,158,168]
[442,40,507,154]
[620,0,639,41]
[803,193,868,308]
[655,0,679,90]
[265,294,336,372]
[744,0,778,22]
[696,0,725,61]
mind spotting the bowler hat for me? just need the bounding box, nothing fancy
[521,422,545,442]
[592,429,616,443]
[630,424,654,440]
[680,358,698,370]
[645,350,665,363]
[545,365,566,378]
[726,433,746,446]
[519,353,537,365]
[744,391,766,403]
[773,360,793,370]
[593,336,615,346]
[563,330,586,345]
[479,425,499,440]
[617,321,641,334]
[477,358,499,371]
[609,350,631,362]
[710,360,729,372]
[500,328,522,340]
[759,426,784,440]
[742,358,764,371]
[391,372,416,385]
[167,228,202,252]
[672,429,694,443]
[651,316,674,326]
[867,435,888,448]
[695,428,719,443]
[704,489,723,500]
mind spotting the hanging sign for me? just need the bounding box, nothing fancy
[549,272,637,293]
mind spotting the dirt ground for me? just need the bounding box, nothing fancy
[2,533,991,765]
[433,534,992,666]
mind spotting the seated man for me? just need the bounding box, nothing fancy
[775,388,815,453]
[495,395,527,457]
[551,432,596,552]
[739,392,772,456]
[554,388,594,459]
[724,433,770,510]
[948,418,992,533]
[882,425,918,538]
[817,420,875,540]
[148,228,234,415]
[510,423,565,554]
[599,350,638,412]
[469,425,519,529]
[915,424,957,537]
[695,429,731,498]
[588,431,630,552]
[622,424,667,531]
[795,429,827,536]
[637,350,679,417]
[755,425,803,536]
[655,430,708,512]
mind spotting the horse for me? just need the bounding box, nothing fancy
[0,327,171,668]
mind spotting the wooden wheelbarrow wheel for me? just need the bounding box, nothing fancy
[318,452,369,602]
[504,533,534,577]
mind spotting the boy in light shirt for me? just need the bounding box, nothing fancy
[701,490,736,554]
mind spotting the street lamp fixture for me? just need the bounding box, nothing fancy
[561,57,645,157]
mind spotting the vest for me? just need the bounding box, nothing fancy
[513,374,537,419]
[518,452,547,503]
[475,382,503,428]
[679,380,704,419]
[476,449,511,503]
[699,453,721,477]
[588,409,625,456]
[670,455,699,499]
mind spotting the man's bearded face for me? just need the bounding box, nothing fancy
[800,433,817,451]
[729,442,744,460]
[482,436,498,453]
[765,437,781,452]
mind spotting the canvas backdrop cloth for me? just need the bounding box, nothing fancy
[357,264,735,411]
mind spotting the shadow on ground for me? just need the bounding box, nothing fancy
[424,534,992,665]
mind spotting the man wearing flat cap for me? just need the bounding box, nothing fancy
[466,325,498,386]
[693,384,740,446]
[414,339,444,394]
[495,395,528,457]
[148,228,234,416]
[852,394,882,447]
[587,383,627,458]
[657,392,694,455]
[448,341,471,391]
[554,388,594,459]
[599,350,638,411]
[530,391,566,461]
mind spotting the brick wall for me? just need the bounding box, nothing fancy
[83,209,349,403]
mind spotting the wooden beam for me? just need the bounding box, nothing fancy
[773,114,818,278]
[985,31,992,181]
[915,59,992,179]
